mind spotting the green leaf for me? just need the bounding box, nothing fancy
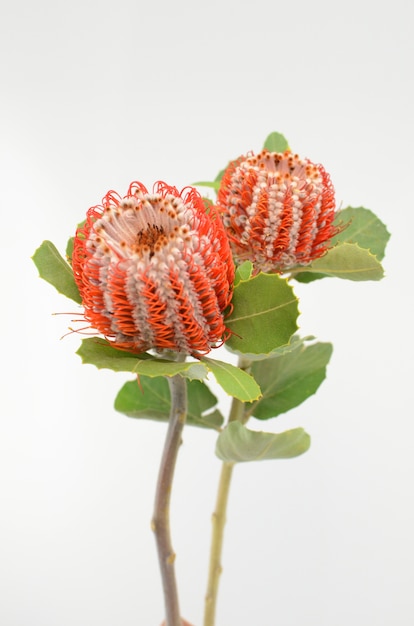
[215,422,310,462]
[32,240,82,303]
[193,165,227,192]
[294,243,384,281]
[292,271,326,284]
[114,378,223,429]
[133,358,208,380]
[66,236,75,261]
[225,332,314,363]
[263,131,290,153]
[269,334,315,356]
[201,357,261,402]
[77,338,208,379]
[214,168,226,185]
[185,381,223,429]
[225,273,299,355]
[234,260,253,286]
[293,208,389,283]
[66,220,85,262]
[246,342,333,420]
[331,206,390,260]
[193,180,221,191]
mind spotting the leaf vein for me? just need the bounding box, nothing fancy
[227,297,297,324]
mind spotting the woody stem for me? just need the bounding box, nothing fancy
[203,460,235,626]
[152,355,187,626]
[203,358,251,626]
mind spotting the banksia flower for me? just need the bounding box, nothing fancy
[217,149,337,273]
[72,181,234,355]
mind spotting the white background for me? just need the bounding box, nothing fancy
[1,1,413,625]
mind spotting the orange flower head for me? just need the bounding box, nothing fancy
[217,149,337,272]
[72,181,234,355]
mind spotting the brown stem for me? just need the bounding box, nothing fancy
[152,360,187,626]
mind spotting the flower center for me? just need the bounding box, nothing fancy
[132,224,168,256]
[244,150,321,185]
